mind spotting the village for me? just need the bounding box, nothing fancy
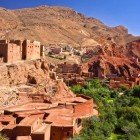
[0,39,140,140]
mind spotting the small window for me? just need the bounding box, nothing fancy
[67,132,70,137]
[77,119,82,127]
[2,122,9,125]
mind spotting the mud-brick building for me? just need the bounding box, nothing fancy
[22,40,42,60]
[0,94,98,140]
[0,39,44,63]
[109,77,140,89]
[0,40,23,63]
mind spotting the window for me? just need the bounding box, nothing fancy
[77,119,82,127]
[2,121,9,125]
[67,132,70,137]
[0,54,3,57]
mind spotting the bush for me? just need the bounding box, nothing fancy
[0,134,8,140]
[132,86,140,97]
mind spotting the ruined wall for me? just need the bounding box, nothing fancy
[0,59,49,86]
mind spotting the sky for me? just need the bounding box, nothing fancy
[0,0,139,35]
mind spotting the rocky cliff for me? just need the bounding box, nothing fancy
[0,59,49,86]
[84,55,140,78]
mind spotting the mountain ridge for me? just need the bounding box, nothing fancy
[0,5,139,48]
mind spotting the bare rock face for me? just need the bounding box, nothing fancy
[83,54,140,78]
[0,59,50,86]
[126,39,140,58]
[111,25,128,35]
[0,5,139,48]
[50,81,75,102]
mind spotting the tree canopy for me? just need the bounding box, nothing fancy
[71,79,140,140]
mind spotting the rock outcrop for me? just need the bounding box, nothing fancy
[82,54,140,78]
[0,59,49,86]
[126,39,140,58]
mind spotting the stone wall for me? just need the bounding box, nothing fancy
[0,59,49,86]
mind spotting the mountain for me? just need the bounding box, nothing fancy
[0,5,139,48]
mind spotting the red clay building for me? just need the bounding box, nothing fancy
[0,39,43,63]
[0,40,22,63]
[109,77,140,89]
[22,40,41,60]
[0,94,98,140]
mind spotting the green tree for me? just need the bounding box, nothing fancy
[0,134,8,140]
[72,79,140,140]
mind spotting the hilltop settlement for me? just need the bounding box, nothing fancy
[0,5,140,140]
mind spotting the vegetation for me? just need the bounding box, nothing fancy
[0,134,8,140]
[71,79,140,140]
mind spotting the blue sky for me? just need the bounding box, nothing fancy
[0,0,139,35]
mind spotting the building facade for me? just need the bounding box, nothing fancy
[0,39,44,63]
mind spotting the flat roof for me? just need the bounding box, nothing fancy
[5,103,56,113]
[2,124,16,130]
[54,94,92,105]
[18,115,40,126]
[46,115,74,127]
[16,136,31,140]
[14,110,45,117]
[45,107,74,126]
[32,123,51,134]
[60,97,87,103]
[0,115,15,122]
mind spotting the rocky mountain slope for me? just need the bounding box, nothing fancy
[0,5,139,48]
[0,5,140,78]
